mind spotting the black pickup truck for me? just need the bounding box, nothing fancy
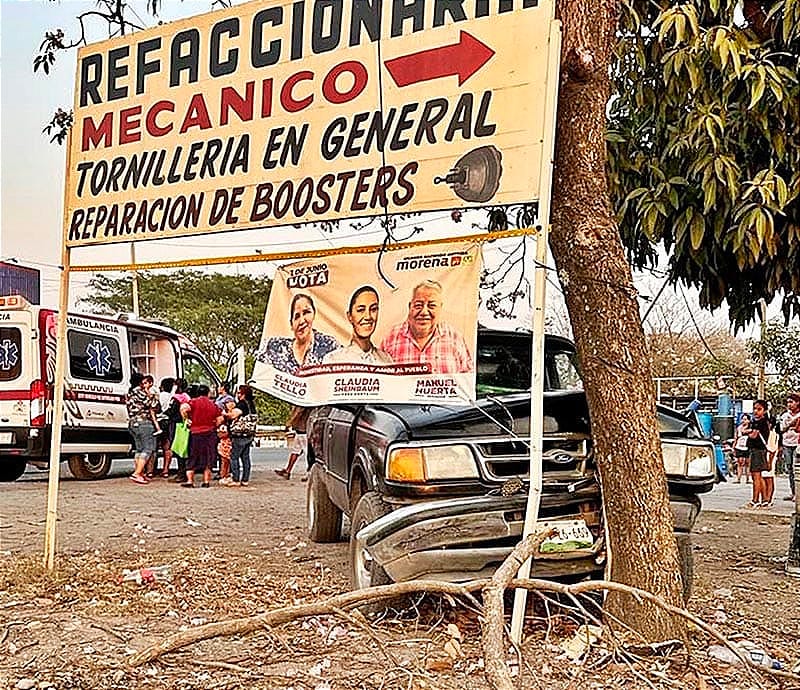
[305,330,716,600]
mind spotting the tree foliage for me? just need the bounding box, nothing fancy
[81,270,271,366]
[747,318,800,403]
[80,270,291,423]
[610,0,800,329]
[643,290,756,384]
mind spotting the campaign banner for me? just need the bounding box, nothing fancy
[251,241,480,405]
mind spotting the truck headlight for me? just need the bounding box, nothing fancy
[387,445,478,482]
[661,442,714,477]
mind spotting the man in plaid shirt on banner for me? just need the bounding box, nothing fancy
[381,280,473,374]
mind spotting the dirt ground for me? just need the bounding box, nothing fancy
[1,464,799,690]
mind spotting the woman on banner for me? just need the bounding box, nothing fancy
[259,293,338,374]
[323,285,393,365]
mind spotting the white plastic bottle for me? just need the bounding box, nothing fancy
[708,643,782,670]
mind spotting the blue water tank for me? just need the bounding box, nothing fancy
[697,411,713,437]
[715,444,728,478]
[717,393,732,416]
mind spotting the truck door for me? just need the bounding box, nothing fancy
[223,346,247,388]
[181,351,220,389]
[128,330,179,385]
[326,407,359,484]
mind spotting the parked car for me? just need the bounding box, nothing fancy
[305,330,716,600]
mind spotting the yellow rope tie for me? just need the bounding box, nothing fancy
[69,227,540,272]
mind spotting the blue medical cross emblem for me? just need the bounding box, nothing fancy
[0,339,19,371]
[86,339,113,377]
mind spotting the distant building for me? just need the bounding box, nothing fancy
[0,261,40,304]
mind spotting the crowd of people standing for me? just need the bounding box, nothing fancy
[126,377,258,488]
[731,393,799,508]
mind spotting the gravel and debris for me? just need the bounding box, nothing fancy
[2,472,798,689]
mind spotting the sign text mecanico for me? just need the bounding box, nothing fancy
[65,0,557,247]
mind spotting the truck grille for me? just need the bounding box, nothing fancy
[474,433,592,479]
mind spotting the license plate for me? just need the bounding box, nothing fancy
[538,519,594,553]
[0,432,13,444]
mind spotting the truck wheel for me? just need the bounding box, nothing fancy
[306,463,343,543]
[349,491,393,591]
[0,458,27,482]
[676,534,693,604]
[67,453,112,480]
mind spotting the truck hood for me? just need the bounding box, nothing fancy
[365,393,700,441]
[368,391,592,440]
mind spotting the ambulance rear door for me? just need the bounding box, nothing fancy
[0,296,36,440]
[62,315,131,438]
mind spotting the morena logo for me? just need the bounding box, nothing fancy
[395,254,472,271]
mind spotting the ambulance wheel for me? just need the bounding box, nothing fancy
[67,453,112,480]
[0,458,27,482]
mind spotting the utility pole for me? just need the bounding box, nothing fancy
[757,299,767,399]
[130,242,140,317]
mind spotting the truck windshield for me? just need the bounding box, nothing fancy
[476,338,583,395]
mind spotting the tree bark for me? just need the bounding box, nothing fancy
[550,0,686,640]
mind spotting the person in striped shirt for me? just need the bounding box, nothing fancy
[380,280,473,374]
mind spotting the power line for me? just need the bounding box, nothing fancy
[642,276,672,324]
[680,287,722,362]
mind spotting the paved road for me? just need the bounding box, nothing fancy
[702,473,796,517]
[19,451,798,517]
[18,446,292,482]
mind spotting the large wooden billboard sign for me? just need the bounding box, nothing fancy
[65,0,557,247]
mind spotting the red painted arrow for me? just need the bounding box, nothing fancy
[384,31,495,88]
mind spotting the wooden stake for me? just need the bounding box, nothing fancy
[43,132,73,570]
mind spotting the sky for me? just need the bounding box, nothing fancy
[0,0,280,305]
[0,1,523,314]
[0,0,767,339]
[0,0,537,323]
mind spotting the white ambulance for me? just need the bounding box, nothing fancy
[0,295,221,481]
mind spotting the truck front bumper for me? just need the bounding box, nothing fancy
[357,492,703,584]
[357,492,606,583]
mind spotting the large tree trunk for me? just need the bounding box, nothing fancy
[549,0,686,640]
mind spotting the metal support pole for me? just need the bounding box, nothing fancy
[43,249,70,569]
[44,128,74,569]
[509,16,561,644]
[786,452,800,577]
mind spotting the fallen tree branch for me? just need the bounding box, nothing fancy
[128,570,799,686]
[328,605,398,665]
[481,530,555,690]
[506,577,796,684]
[189,658,258,674]
[129,580,481,666]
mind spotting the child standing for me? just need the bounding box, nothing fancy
[733,414,751,483]
[217,424,233,485]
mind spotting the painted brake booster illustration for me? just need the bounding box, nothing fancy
[433,145,503,203]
